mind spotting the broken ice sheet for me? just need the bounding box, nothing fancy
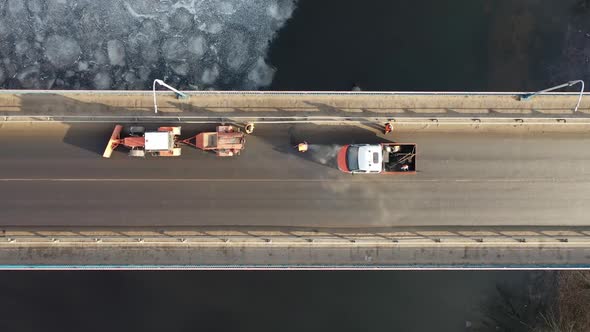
[0,0,297,90]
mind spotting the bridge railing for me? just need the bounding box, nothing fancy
[1,115,590,125]
[2,227,590,246]
[2,227,590,268]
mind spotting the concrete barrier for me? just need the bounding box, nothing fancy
[1,227,590,269]
[1,90,589,122]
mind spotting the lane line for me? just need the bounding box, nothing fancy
[0,266,588,271]
[3,120,590,125]
[0,178,575,183]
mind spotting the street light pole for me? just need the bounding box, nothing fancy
[519,80,585,113]
[152,79,188,114]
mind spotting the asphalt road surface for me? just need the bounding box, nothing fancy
[0,123,589,227]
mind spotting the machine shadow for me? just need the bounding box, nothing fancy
[63,123,119,155]
[16,92,141,116]
[60,121,394,166]
[15,93,219,156]
[15,93,132,155]
[16,93,397,162]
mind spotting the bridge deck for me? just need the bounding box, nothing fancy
[1,90,589,267]
[0,122,588,228]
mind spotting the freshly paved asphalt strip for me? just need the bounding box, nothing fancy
[0,123,589,227]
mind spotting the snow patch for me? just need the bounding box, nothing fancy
[45,35,81,69]
[107,40,126,67]
[188,35,207,58]
[124,2,156,20]
[93,71,112,89]
[248,57,275,87]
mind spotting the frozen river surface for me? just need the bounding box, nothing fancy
[0,0,295,90]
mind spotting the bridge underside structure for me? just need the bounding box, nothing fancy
[1,90,590,269]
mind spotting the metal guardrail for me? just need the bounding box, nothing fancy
[1,115,590,125]
[2,227,590,268]
[2,227,589,246]
[0,89,587,96]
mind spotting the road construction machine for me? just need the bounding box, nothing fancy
[103,125,245,158]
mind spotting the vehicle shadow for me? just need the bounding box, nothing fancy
[14,93,134,155]
[15,93,398,164]
[260,123,393,170]
[62,123,119,155]
[60,120,395,168]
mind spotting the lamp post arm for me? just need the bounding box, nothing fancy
[569,80,584,113]
[152,79,188,114]
[519,80,584,112]
[153,79,159,114]
[154,79,187,99]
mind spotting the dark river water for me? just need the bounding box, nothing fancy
[268,0,589,92]
[0,271,552,332]
[1,0,587,92]
[1,0,583,331]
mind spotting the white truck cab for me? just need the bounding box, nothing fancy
[337,143,416,174]
[354,145,383,173]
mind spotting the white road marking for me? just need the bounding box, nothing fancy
[0,178,569,183]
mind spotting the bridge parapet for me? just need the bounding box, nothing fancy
[0,90,589,121]
[2,227,590,269]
